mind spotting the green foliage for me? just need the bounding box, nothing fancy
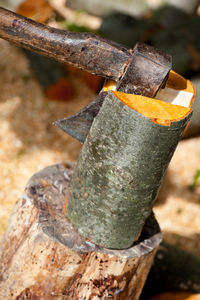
[189,170,200,190]
[61,21,92,33]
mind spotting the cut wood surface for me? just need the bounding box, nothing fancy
[67,72,194,249]
[113,90,191,125]
[0,164,161,300]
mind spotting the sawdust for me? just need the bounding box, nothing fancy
[0,39,94,236]
[0,39,200,259]
[155,137,200,257]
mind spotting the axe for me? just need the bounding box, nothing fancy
[0,7,172,142]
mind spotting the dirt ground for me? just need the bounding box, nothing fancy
[0,39,200,258]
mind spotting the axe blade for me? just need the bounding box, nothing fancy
[55,42,172,143]
[54,92,106,143]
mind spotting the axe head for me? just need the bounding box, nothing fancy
[55,42,172,143]
[54,92,106,143]
[117,42,172,96]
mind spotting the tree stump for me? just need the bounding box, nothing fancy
[0,164,161,299]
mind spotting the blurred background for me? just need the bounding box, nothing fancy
[0,0,200,297]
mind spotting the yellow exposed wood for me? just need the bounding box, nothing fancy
[167,70,195,95]
[103,80,116,91]
[105,71,195,126]
[113,91,192,126]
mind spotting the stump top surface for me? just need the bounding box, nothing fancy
[25,163,161,257]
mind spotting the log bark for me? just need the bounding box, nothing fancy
[0,164,161,300]
[67,90,192,249]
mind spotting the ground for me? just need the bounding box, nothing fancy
[0,39,200,258]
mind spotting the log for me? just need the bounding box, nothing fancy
[0,164,161,300]
[67,71,194,249]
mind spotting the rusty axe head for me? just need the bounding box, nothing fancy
[55,42,172,143]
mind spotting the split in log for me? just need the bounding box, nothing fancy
[67,71,195,249]
[0,164,161,300]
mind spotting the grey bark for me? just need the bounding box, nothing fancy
[67,91,192,249]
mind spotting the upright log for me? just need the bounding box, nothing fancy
[0,164,161,300]
[67,72,194,249]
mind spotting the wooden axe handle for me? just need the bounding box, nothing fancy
[0,7,131,80]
